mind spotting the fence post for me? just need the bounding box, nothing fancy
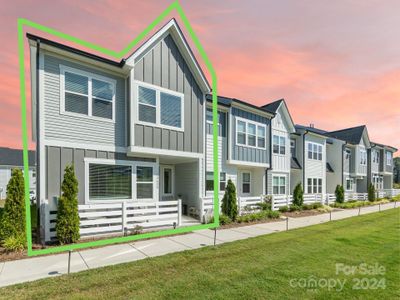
[271,195,275,211]
[121,202,127,234]
[237,197,241,215]
[177,199,182,226]
[200,197,204,223]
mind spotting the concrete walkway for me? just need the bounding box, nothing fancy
[0,202,397,288]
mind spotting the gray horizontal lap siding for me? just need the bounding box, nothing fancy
[133,34,204,153]
[231,107,270,164]
[46,146,155,205]
[43,54,126,147]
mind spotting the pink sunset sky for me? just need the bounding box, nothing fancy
[0,0,399,155]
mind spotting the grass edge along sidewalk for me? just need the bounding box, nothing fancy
[0,208,398,299]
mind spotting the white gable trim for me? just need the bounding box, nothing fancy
[276,101,296,133]
[126,19,210,93]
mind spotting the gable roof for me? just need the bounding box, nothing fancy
[262,99,295,133]
[370,141,398,152]
[0,147,36,167]
[126,19,210,93]
[261,99,283,114]
[328,125,369,145]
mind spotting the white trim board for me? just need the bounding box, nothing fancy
[128,146,203,159]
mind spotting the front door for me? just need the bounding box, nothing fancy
[160,165,174,201]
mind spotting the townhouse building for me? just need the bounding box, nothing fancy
[369,142,396,190]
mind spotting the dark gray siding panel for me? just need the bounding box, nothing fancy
[231,107,270,164]
[133,34,204,153]
[47,147,60,199]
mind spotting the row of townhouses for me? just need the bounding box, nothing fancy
[26,19,397,242]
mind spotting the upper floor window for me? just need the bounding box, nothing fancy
[273,135,286,155]
[307,142,322,161]
[372,150,380,164]
[206,108,226,137]
[61,65,115,121]
[236,118,266,149]
[137,83,184,131]
[386,151,392,166]
[290,139,296,157]
[345,149,351,160]
[360,149,367,165]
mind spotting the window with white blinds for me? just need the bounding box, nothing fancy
[89,164,132,200]
[136,83,184,130]
[61,65,115,121]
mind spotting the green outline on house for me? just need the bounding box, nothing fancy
[17,0,219,257]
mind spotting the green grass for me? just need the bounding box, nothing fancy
[0,209,399,300]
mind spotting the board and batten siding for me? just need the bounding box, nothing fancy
[43,53,127,147]
[230,107,270,164]
[271,111,291,172]
[304,135,326,194]
[133,34,204,153]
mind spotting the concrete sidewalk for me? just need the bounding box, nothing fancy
[0,202,397,288]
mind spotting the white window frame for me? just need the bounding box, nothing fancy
[60,65,116,123]
[386,151,392,166]
[236,117,267,149]
[241,171,251,195]
[307,142,323,161]
[307,177,323,194]
[273,134,286,155]
[346,178,354,191]
[161,165,174,197]
[272,175,286,195]
[360,149,367,165]
[136,164,156,201]
[84,158,157,204]
[134,81,184,132]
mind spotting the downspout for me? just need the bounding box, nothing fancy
[265,119,273,195]
[302,130,309,189]
[35,39,41,237]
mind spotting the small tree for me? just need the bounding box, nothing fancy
[0,169,26,247]
[292,183,304,206]
[221,179,238,221]
[335,185,345,203]
[56,165,80,244]
[368,183,376,202]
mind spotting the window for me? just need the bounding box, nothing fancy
[61,66,115,120]
[307,142,323,161]
[273,135,286,154]
[345,149,351,160]
[360,149,367,165]
[346,178,354,191]
[206,172,226,192]
[163,168,172,195]
[307,177,322,194]
[89,164,131,200]
[206,108,226,137]
[137,83,184,130]
[272,176,286,195]
[136,166,153,199]
[373,150,380,164]
[386,151,392,165]
[290,139,296,157]
[236,118,266,149]
[242,172,251,194]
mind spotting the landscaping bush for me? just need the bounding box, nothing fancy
[221,179,238,221]
[292,183,304,206]
[267,210,281,219]
[335,185,345,203]
[256,201,271,211]
[219,214,232,225]
[0,169,26,248]
[56,165,80,244]
[279,206,289,213]
[368,183,376,202]
[236,210,281,223]
[2,235,26,252]
[289,204,302,212]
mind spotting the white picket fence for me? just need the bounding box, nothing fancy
[48,200,181,240]
[238,196,264,214]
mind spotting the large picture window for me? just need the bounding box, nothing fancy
[89,164,131,200]
[272,176,286,195]
[236,118,266,149]
[61,66,115,121]
[137,83,184,130]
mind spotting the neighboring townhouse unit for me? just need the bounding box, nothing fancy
[369,142,397,191]
[204,95,273,201]
[261,99,296,196]
[0,147,36,199]
[329,125,371,193]
[290,125,328,196]
[28,19,212,241]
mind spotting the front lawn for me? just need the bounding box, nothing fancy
[0,209,399,299]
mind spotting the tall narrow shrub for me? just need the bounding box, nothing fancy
[335,185,345,203]
[56,165,80,244]
[221,179,238,221]
[292,183,304,206]
[0,169,26,246]
[368,183,376,202]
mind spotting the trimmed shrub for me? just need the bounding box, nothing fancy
[256,201,271,211]
[292,183,304,206]
[221,179,238,221]
[0,169,26,248]
[289,204,302,212]
[335,185,345,203]
[267,210,281,219]
[368,183,376,202]
[219,214,232,225]
[279,205,289,213]
[2,235,26,252]
[56,165,80,244]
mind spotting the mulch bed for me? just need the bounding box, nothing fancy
[282,209,329,218]
[217,217,282,229]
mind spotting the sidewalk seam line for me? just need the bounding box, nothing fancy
[129,243,149,258]
[166,237,194,249]
[78,251,90,270]
[0,262,4,277]
[193,231,224,242]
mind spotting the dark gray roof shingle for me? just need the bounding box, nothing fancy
[260,99,284,114]
[0,147,35,167]
[328,125,366,145]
